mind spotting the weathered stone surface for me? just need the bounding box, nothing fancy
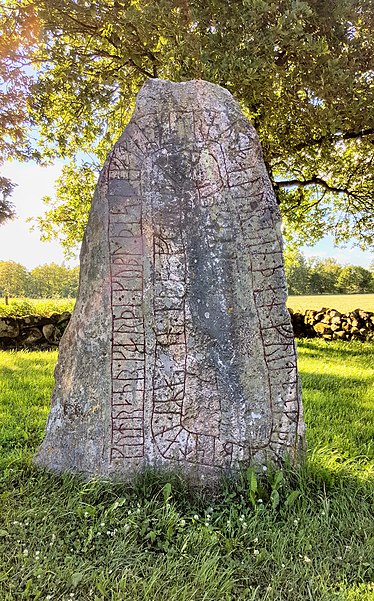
[34,79,304,481]
[22,327,43,345]
[314,322,330,335]
[42,324,60,344]
[0,317,19,338]
[0,313,70,350]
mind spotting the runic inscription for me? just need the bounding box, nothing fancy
[34,79,304,480]
[109,192,145,461]
[151,220,236,467]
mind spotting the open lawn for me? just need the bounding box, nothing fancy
[2,296,373,319]
[287,294,374,313]
[0,341,373,600]
[0,298,75,317]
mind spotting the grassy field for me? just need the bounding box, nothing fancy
[287,294,374,313]
[0,342,373,600]
[1,295,373,319]
[0,298,75,317]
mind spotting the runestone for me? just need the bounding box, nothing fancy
[34,79,305,480]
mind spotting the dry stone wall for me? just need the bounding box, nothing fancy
[1,307,373,351]
[0,312,71,350]
[290,308,374,341]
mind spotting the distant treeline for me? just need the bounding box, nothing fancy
[0,261,79,298]
[284,250,374,295]
[1,254,373,300]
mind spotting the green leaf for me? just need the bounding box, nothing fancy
[271,490,280,510]
[272,470,283,490]
[162,482,172,503]
[285,490,301,508]
[247,468,257,494]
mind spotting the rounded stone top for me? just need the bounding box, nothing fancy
[134,78,241,116]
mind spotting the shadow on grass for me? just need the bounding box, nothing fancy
[296,338,374,360]
[301,366,374,462]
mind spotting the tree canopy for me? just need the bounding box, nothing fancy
[0,261,29,296]
[284,249,374,295]
[0,2,41,223]
[0,260,79,298]
[2,0,374,251]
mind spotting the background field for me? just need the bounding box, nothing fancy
[0,297,75,317]
[1,294,374,318]
[0,340,373,600]
[287,293,374,313]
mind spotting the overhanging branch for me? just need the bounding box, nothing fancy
[275,176,348,195]
[272,128,374,158]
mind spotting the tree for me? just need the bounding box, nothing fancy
[284,246,311,295]
[4,0,374,249]
[284,250,374,294]
[0,2,41,223]
[61,265,80,297]
[33,163,96,257]
[28,263,79,297]
[308,257,342,294]
[0,260,29,296]
[336,265,374,294]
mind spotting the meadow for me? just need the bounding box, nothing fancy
[0,298,75,317]
[287,294,374,313]
[0,341,373,600]
[1,294,373,319]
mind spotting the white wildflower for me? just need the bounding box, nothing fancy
[304,555,312,564]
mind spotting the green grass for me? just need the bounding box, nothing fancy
[0,342,373,600]
[0,298,75,317]
[287,293,374,313]
[2,295,373,318]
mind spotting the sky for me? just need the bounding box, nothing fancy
[1,161,79,270]
[1,161,373,271]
